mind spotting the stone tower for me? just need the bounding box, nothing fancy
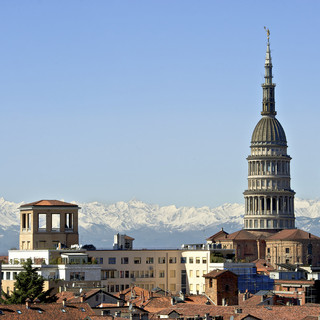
[243,32,295,231]
[19,200,79,250]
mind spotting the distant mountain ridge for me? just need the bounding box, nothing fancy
[0,197,320,254]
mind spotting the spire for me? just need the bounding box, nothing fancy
[261,27,276,116]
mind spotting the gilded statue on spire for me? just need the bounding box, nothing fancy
[264,26,270,42]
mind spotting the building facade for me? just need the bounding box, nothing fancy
[19,200,79,250]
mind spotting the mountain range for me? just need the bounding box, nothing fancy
[0,197,320,254]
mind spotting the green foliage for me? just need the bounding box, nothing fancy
[0,258,56,304]
[210,252,225,263]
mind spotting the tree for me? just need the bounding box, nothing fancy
[0,258,56,304]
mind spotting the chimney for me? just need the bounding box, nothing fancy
[25,298,31,309]
[205,313,210,320]
[171,297,175,305]
[62,298,67,308]
[80,293,86,303]
[120,293,125,301]
[117,300,124,307]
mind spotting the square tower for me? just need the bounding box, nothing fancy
[19,200,79,250]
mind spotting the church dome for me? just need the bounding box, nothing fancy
[251,116,287,146]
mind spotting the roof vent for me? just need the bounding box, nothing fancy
[235,308,242,314]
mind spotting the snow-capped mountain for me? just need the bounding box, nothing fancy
[0,197,319,254]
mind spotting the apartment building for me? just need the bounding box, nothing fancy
[87,241,234,295]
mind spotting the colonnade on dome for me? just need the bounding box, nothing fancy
[243,32,295,231]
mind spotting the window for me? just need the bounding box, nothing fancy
[196,257,200,264]
[134,257,141,264]
[52,213,60,231]
[121,257,129,264]
[190,284,193,291]
[97,258,103,264]
[6,272,10,280]
[65,213,73,230]
[189,270,193,277]
[189,258,194,264]
[22,213,30,230]
[267,248,270,253]
[158,257,165,264]
[181,257,187,263]
[109,257,116,264]
[196,270,200,278]
[159,270,165,278]
[13,272,17,279]
[285,248,290,254]
[146,257,154,264]
[170,284,176,291]
[38,214,46,231]
[196,284,200,292]
[202,258,207,264]
[70,272,85,281]
[170,270,176,278]
[125,271,129,278]
[106,271,116,279]
[169,257,177,263]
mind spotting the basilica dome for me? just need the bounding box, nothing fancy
[251,116,287,146]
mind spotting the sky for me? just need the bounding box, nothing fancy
[0,1,319,208]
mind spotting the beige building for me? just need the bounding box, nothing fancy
[87,241,234,295]
[19,200,79,250]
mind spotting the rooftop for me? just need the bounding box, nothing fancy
[20,200,78,208]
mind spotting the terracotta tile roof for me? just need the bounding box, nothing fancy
[0,302,94,319]
[153,304,320,320]
[203,269,236,278]
[253,259,275,274]
[274,279,315,285]
[183,295,211,304]
[238,294,265,306]
[0,256,8,263]
[20,200,78,208]
[206,229,229,241]
[56,291,81,303]
[142,296,174,313]
[124,235,135,240]
[226,230,273,240]
[266,229,320,241]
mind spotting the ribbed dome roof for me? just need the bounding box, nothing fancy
[251,116,287,146]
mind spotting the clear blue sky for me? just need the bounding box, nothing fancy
[0,1,319,207]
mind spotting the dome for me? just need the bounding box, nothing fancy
[251,116,287,146]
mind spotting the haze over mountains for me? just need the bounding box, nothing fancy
[0,197,320,254]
